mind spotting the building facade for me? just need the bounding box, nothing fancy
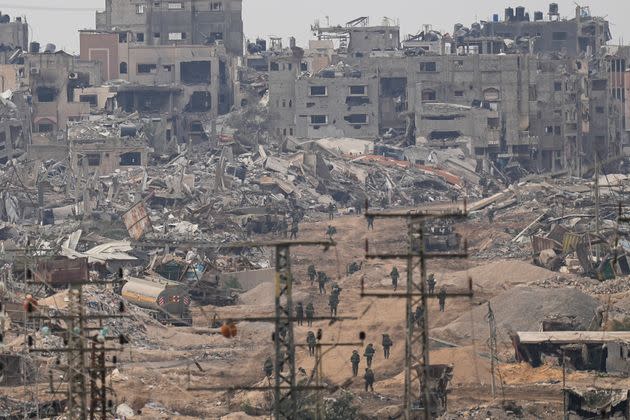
[95,0,244,56]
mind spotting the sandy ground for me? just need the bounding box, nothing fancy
[3,203,624,418]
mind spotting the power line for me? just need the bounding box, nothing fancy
[0,4,101,12]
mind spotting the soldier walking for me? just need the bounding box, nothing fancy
[329,293,339,317]
[305,302,315,326]
[364,343,376,368]
[296,302,304,326]
[438,286,447,312]
[328,203,335,220]
[264,357,273,378]
[427,273,436,295]
[364,368,375,392]
[317,271,328,295]
[382,334,393,359]
[390,267,400,291]
[307,331,317,356]
[308,264,317,286]
[351,350,360,376]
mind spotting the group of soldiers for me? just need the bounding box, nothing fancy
[349,334,394,392]
[389,270,448,312]
[295,301,315,326]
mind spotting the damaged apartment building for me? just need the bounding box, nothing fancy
[80,27,239,143]
[25,47,103,137]
[269,4,629,174]
[95,0,243,56]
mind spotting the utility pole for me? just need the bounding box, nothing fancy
[28,277,127,419]
[183,239,338,420]
[363,203,472,420]
[486,303,497,399]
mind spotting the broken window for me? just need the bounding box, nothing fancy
[79,95,98,107]
[168,32,186,41]
[180,61,211,84]
[455,60,464,69]
[136,4,145,13]
[487,118,500,129]
[344,114,368,124]
[270,62,279,71]
[211,2,223,10]
[289,128,294,136]
[546,126,554,134]
[190,122,204,132]
[185,91,211,112]
[288,100,292,108]
[349,85,367,96]
[167,2,183,9]
[419,62,437,72]
[554,126,561,135]
[300,62,308,71]
[120,152,142,166]
[163,65,173,72]
[154,32,160,38]
[346,96,370,106]
[86,153,101,166]
[552,32,568,41]
[309,115,327,125]
[421,89,436,101]
[483,88,500,101]
[554,81,562,92]
[120,62,128,74]
[282,100,286,108]
[306,102,315,108]
[137,64,157,74]
[429,131,461,140]
[592,80,607,91]
[36,87,56,102]
[136,33,145,42]
[119,32,128,43]
[309,86,327,96]
[38,123,53,133]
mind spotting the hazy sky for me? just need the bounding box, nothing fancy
[0,0,628,54]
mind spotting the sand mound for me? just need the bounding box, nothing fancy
[434,286,600,346]
[238,282,309,306]
[436,260,558,295]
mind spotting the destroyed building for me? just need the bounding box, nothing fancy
[80,30,238,142]
[480,4,611,56]
[67,119,150,176]
[24,48,102,136]
[313,16,400,56]
[95,0,244,56]
[269,55,378,139]
[268,7,628,174]
[0,14,28,52]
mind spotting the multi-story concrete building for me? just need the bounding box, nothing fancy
[24,50,102,135]
[0,14,28,51]
[313,17,399,57]
[481,4,610,56]
[80,30,238,141]
[268,5,630,175]
[95,0,244,56]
